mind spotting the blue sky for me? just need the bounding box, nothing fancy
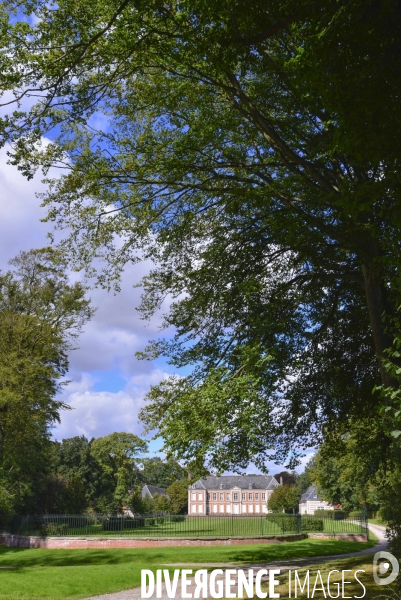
[0,141,313,473]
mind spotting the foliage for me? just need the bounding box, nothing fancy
[268,485,301,514]
[0,249,93,513]
[90,433,148,510]
[139,457,186,490]
[311,421,385,512]
[51,435,114,513]
[296,457,317,494]
[155,494,171,513]
[166,480,188,515]
[0,0,398,473]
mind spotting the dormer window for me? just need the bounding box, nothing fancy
[248,484,252,489]
[219,484,223,489]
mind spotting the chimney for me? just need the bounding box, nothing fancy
[280,476,283,486]
[188,471,192,481]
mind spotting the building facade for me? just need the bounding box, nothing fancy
[188,475,279,515]
[298,485,333,514]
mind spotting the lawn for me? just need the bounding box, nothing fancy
[17,515,366,538]
[0,537,376,600]
[267,553,396,600]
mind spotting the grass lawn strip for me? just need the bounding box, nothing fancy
[0,538,376,600]
[28,517,365,538]
[262,553,395,600]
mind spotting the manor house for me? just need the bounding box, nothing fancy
[188,474,280,515]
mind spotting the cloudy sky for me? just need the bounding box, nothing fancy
[0,142,312,473]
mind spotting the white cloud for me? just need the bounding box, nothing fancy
[53,369,169,440]
[0,144,50,268]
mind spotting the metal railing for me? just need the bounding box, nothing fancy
[3,512,369,538]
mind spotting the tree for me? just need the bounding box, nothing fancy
[90,432,148,511]
[166,480,188,515]
[0,1,397,471]
[155,494,172,513]
[139,457,186,489]
[273,471,297,486]
[52,435,115,513]
[296,457,316,495]
[268,485,301,514]
[0,249,93,512]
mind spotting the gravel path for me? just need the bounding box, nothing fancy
[79,524,387,600]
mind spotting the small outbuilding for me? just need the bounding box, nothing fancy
[298,485,333,515]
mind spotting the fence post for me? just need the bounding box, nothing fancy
[296,514,301,534]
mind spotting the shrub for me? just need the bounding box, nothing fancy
[156,517,165,524]
[170,515,185,522]
[145,518,155,526]
[348,510,364,518]
[42,523,69,536]
[314,509,347,520]
[301,517,324,532]
[101,517,144,531]
[266,514,297,532]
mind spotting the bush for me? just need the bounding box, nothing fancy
[42,522,69,536]
[314,509,347,520]
[266,514,297,532]
[348,510,364,518]
[101,517,144,531]
[156,517,165,524]
[301,517,324,532]
[170,515,185,522]
[145,518,155,526]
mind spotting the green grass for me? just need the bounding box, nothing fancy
[19,516,365,538]
[0,537,376,600]
[369,518,388,526]
[269,553,395,600]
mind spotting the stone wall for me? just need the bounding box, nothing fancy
[0,533,305,549]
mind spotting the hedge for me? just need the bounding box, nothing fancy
[314,510,347,520]
[101,517,145,531]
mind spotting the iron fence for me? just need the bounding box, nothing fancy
[5,512,369,538]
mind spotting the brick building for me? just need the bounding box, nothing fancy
[188,474,279,515]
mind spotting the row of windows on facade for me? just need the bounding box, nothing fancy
[191,504,268,513]
[191,492,266,501]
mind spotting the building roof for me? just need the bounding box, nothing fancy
[141,484,169,499]
[190,475,279,491]
[299,485,323,504]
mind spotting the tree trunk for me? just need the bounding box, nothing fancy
[361,263,397,388]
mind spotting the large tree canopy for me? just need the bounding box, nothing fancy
[0,0,400,470]
[0,249,93,512]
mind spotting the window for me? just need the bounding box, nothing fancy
[198,504,203,513]
[233,493,238,501]
[226,493,230,500]
[220,504,224,513]
[226,504,231,513]
[192,505,196,513]
[198,492,203,500]
[192,492,196,500]
[220,493,224,501]
[248,493,252,500]
[262,493,266,500]
[242,493,246,500]
[255,493,259,500]
[213,493,217,500]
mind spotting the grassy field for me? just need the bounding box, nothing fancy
[19,515,366,538]
[0,537,376,600]
[267,553,396,600]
